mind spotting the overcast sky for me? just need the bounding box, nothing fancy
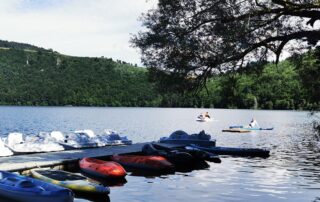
[0,0,157,65]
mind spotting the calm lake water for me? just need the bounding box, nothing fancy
[0,106,319,202]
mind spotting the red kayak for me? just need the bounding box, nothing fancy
[79,157,127,178]
[110,155,174,171]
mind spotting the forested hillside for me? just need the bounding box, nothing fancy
[0,40,318,109]
[0,47,158,106]
[149,48,319,110]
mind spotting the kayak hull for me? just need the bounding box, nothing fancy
[222,129,251,133]
[111,155,174,171]
[152,143,221,164]
[31,169,109,194]
[0,189,73,202]
[80,158,126,178]
[142,143,194,165]
[0,170,73,202]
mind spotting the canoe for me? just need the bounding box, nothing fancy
[222,129,251,133]
[229,126,274,130]
[189,144,270,158]
[0,170,73,202]
[110,155,174,171]
[30,169,109,194]
[79,157,126,178]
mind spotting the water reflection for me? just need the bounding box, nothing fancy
[0,107,319,201]
[81,172,128,187]
[75,193,110,202]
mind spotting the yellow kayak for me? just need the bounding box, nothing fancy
[30,169,109,194]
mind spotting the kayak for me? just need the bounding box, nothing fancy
[142,143,194,165]
[110,155,174,171]
[189,144,270,158]
[0,170,73,202]
[184,146,221,163]
[151,143,221,164]
[222,129,251,133]
[30,169,109,194]
[196,117,213,122]
[79,157,126,178]
[229,126,274,130]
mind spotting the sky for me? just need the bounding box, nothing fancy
[0,0,157,65]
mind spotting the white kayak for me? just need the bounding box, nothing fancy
[196,117,213,122]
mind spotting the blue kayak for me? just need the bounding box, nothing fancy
[229,126,274,130]
[0,170,74,202]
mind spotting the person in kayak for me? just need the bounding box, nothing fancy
[205,112,211,119]
[249,118,259,128]
[198,112,211,119]
[198,112,204,119]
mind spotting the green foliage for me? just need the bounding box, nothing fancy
[0,40,318,110]
[0,48,158,107]
[292,47,320,107]
[132,0,320,93]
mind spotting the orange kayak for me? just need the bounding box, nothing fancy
[80,157,127,178]
[110,155,174,171]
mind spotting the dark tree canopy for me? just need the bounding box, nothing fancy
[132,0,320,92]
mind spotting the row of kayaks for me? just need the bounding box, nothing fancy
[0,154,178,202]
[0,157,116,202]
[0,129,132,156]
[0,147,225,202]
[0,130,271,201]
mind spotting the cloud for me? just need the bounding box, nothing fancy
[0,0,157,65]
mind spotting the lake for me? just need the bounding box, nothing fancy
[0,106,319,202]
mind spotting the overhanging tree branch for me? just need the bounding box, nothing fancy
[132,0,320,93]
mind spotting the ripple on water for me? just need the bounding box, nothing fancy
[0,107,319,202]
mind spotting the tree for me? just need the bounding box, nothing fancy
[132,0,320,92]
[292,47,320,107]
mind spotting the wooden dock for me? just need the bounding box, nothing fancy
[0,143,148,172]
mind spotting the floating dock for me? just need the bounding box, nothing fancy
[0,143,148,172]
[0,142,270,172]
